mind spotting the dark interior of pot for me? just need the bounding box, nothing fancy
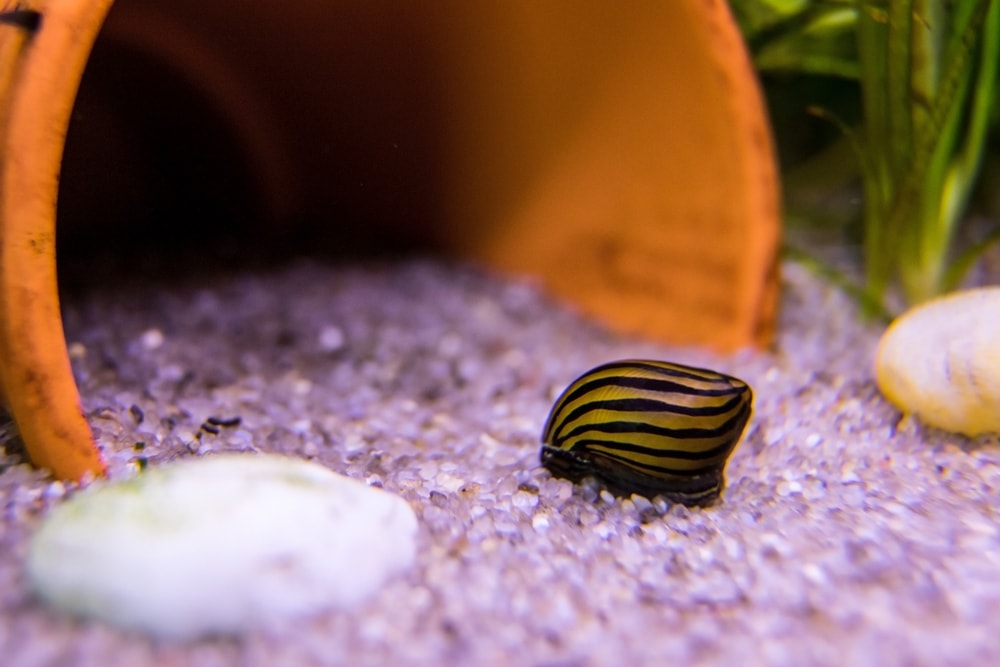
[58,39,265,268]
[57,1,450,286]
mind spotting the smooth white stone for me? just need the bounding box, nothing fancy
[875,286,1000,436]
[317,324,345,352]
[27,454,418,640]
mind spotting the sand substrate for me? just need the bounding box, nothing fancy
[2,258,999,666]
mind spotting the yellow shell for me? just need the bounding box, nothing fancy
[875,286,1000,436]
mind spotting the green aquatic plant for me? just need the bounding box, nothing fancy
[732,0,1000,315]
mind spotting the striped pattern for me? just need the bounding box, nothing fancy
[540,360,752,506]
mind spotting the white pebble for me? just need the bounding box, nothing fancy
[802,562,827,585]
[318,325,345,352]
[42,481,66,503]
[631,495,653,512]
[342,432,367,454]
[27,454,418,640]
[840,461,861,483]
[290,418,312,434]
[159,363,185,382]
[875,286,1000,436]
[512,491,539,509]
[139,328,164,351]
[437,332,462,357]
[776,480,803,497]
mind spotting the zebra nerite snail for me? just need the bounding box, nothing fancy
[541,360,753,506]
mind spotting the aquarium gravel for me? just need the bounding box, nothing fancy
[2,258,1000,666]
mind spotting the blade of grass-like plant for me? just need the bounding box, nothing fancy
[886,0,914,178]
[909,0,942,138]
[900,37,969,297]
[856,2,895,311]
[732,0,819,40]
[940,0,999,248]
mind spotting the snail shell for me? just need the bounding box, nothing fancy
[875,286,1000,436]
[540,359,752,506]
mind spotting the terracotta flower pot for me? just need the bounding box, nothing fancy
[0,0,780,480]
